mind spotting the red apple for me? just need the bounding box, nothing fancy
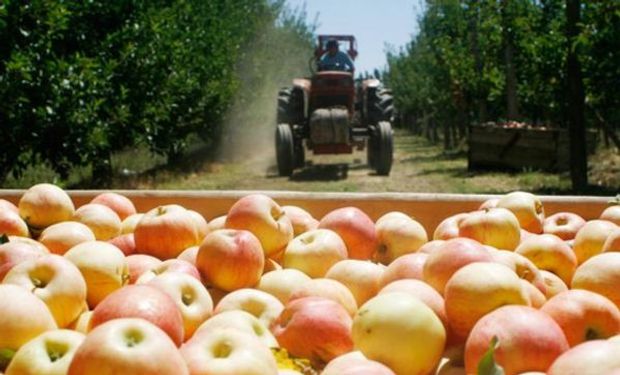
[283,228,347,278]
[288,278,358,317]
[458,208,521,250]
[521,279,546,308]
[272,296,353,367]
[18,183,74,229]
[135,205,199,260]
[515,233,577,285]
[318,206,378,260]
[573,219,618,264]
[0,240,48,280]
[465,305,568,374]
[91,284,185,346]
[91,192,137,221]
[540,270,569,299]
[0,209,29,238]
[572,252,620,309]
[68,318,188,375]
[187,209,209,242]
[603,227,620,252]
[121,213,143,234]
[433,213,469,241]
[417,239,446,254]
[107,233,136,256]
[73,203,122,241]
[374,211,428,264]
[39,221,96,255]
[0,199,18,214]
[214,288,284,328]
[379,279,448,330]
[547,339,620,375]
[601,205,620,226]
[3,254,87,328]
[322,351,396,375]
[379,252,428,287]
[544,212,586,240]
[194,310,278,348]
[136,258,201,284]
[496,191,545,234]
[256,268,312,304]
[541,289,620,347]
[492,250,547,295]
[196,229,264,292]
[225,194,293,256]
[126,254,162,284]
[326,259,385,306]
[423,237,494,295]
[282,205,319,236]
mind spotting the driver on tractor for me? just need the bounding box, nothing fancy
[318,39,354,72]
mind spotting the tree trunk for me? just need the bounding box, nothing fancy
[501,0,520,120]
[566,0,588,191]
[469,0,488,124]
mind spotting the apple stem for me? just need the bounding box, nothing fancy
[0,348,15,372]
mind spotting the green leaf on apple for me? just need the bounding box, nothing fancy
[0,348,15,371]
[0,234,8,244]
[477,336,505,375]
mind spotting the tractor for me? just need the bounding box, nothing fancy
[275,35,394,176]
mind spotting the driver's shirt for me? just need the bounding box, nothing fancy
[319,51,354,72]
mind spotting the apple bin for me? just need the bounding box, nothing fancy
[0,187,619,375]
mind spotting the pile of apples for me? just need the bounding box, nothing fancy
[0,183,619,375]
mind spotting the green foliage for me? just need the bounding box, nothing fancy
[0,0,314,184]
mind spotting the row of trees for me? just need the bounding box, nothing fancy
[385,1,619,185]
[0,0,314,184]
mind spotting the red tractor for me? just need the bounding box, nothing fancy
[275,35,394,176]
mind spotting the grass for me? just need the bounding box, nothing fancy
[2,129,618,195]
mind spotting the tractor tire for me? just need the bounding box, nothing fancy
[374,121,393,176]
[277,89,292,125]
[367,130,377,169]
[367,86,395,125]
[294,140,305,168]
[275,124,295,176]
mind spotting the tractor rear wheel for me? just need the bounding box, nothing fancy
[276,124,295,176]
[277,89,292,124]
[368,87,394,125]
[374,121,393,176]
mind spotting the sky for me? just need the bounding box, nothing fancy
[286,0,422,74]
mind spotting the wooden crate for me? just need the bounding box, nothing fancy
[0,190,611,234]
[468,125,598,171]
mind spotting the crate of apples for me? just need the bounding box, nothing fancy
[0,183,619,375]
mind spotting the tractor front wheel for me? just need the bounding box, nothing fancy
[373,121,393,176]
[276,124,295,176]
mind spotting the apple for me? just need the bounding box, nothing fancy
[444,262,529,341]
[0,284,57,352]
[107,233,136,256]
[515,233,578,285]
[541,289,620,347]
[187,209,209,242]
[136,258,201,284]
[225,194,293,256]
[326,259,385,306]
[64,241,129,308]
[496,191,545,233]
[194,310,278,347]
[379,279,448,330]
[0,209,29,238]
[69,310,93,334]
[125,254,162,284]
[352,292,446,375]
[135,204,199,260]
[520,279,546,308]
[538,269,568,299]
[38,221,96,255]
[318,206,378,260]
[18,183,74,229]
[90,284,185,346]
[147,272,213,340]
[283,229,347,278]
[547,339,620,375]
[121,213,143,234]
[272,296,353,367]
[464,305,568,375]
[256,268,312,304]
[379,252,428,287]
[3,254,87,328]
[423,238,494,295]
[603,227,620,252]
[214,288,284,328]
[282,205,319,236]
[492,250,547,295]
[573,219,618,264]
[544,212,586,240]
[417,239,446,254]
[196,229,264,292]
[458,208,521,251]
[479,198,499,210]
[73,203,122,241]
[264,257,282,273]
[288,278,358,317]
[5,329,85,375]
[572,252,620,309]
[0,240,48,280]
[0,199,18,214]
[601,205,620,226]
[91,192,137,221]
[177,246,199,265]
[7,236,49,253]
[180,329,278,375]
[207,215,227,232]
[433,213,469,241]
[322,351,397,375]
[374,211,428,264]
[68,318,188,375]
